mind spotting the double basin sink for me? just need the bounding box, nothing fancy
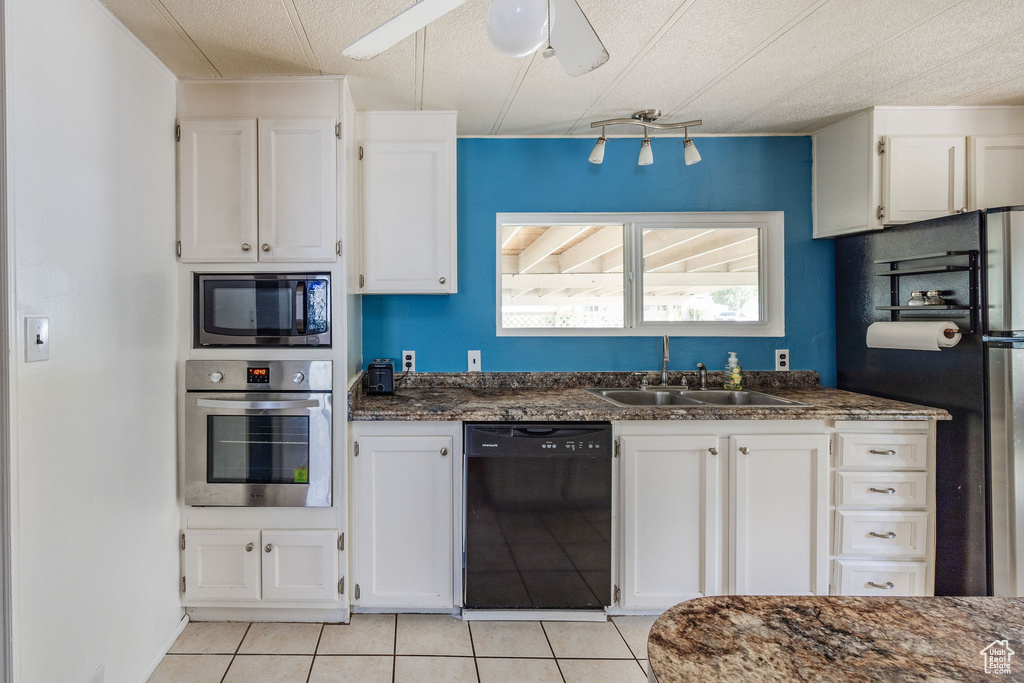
[586,387,808,408]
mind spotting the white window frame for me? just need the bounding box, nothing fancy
[495,211,785,337]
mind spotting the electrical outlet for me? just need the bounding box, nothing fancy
[775,349,790,371]
[468,350,481,372]
[402,350,415,373]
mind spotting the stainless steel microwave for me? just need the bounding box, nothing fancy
[196,273,331,347]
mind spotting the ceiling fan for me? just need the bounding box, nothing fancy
[342,0,609,78]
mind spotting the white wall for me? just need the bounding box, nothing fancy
[5,0,181,681]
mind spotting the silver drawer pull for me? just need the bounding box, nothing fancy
[869,449,897,456]
[869,531,896,539]
[264,543,273,553]
[870,487,897,495]
[738,446,750,455]
[868,581,895,590]
[441,447,448,456]
[245,543,254,552]
[708,447,718,455]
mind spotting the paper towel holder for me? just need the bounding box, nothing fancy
[943,328,959,339]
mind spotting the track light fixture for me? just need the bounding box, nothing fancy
[588,110,702,168]
[589,126,607,164]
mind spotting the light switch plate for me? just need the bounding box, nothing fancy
[25,317,49,362]
[468,350,481,372]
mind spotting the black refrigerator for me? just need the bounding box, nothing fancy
[834,210,989,596]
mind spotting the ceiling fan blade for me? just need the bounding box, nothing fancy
[549,0,609,77]
[342,0,469,60]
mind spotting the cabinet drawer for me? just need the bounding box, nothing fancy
[836,433,928,469]
[835,472,928,508]
[833,560,927,596]
[835,511,929,557]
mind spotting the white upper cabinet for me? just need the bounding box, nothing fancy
[179,117,337,263]
[258,118,338,262]
[882,135,967,224]
[730,434,830,596]
[813,107,1024,238]
[179,119,258,262]
[969,135,1024,211]
[358,112,457,294]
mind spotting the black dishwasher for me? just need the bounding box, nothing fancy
[464,422,612,610]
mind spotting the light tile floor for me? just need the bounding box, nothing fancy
[149,614,658,683]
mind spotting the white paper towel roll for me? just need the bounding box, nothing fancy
[866,321,962,351]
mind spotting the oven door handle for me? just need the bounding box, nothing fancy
[196,398,321,410]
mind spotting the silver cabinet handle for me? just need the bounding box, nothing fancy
[955,207,967,214]
[261,243,271,252]
[264,543,273,553]
[439,277,446,284]
[708,447,718,455]
[870,487,897,494]
[196,398,320,410]
[869,449,897,456]
[241,243,251,251]
[869,531,896,539]
[739,446,750,455]
[441,447,448,456]
[245,543,254,552]
[868,581,895,590]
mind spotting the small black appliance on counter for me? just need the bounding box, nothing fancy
[366,359,395,395]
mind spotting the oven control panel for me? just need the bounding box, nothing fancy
[185,360,332,392]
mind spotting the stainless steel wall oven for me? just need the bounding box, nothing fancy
[184,360,332,507]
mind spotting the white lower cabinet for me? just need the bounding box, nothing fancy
[730,434,830,596]
[184,528,339,605]
[618,434,721,608]
[830,421,934,596]
[352,432,454,609]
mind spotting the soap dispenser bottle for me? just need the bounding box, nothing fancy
[724,352,742,390]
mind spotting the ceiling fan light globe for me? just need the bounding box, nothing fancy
[487,0,550,58]
[589,136,606,164]
[683,138,701,165]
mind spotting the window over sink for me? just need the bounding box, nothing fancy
[497,212,785,337]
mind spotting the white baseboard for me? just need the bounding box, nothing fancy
[462,609,608,622]
[137,614,189,683]
[186,606,349,623]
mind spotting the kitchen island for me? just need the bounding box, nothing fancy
[647,595,1024,682]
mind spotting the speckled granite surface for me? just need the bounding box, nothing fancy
[348,372,950,422]
[648,596,1024,682]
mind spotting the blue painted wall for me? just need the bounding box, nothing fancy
[362,136,837,386]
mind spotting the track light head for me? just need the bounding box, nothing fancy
[589,135,607,164]
[638,136,653,166]
[683,137,701,166]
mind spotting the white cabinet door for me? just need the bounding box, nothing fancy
[619,435,721,608]
[353,435,454,608]
[882,135,967,224]
[969,135,1024,211]
[184,529,261,602]
[261,529,339,602]
[361,141,453,293]
[179,119,258,262]
[731,434,829,596]
[258,118,337,262]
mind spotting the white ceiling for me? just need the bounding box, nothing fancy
[99,0,1024,135]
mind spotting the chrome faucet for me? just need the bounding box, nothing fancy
[661,335,670,385]
[696,363,708,390]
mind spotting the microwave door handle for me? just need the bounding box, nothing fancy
[295,283,306,334]
[196,398,321,410]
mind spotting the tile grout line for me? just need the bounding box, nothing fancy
[219,622,252,683]
[467,619,481,682]
[392,614,398,683]
[305,623,325,683]
[539,622,567,683]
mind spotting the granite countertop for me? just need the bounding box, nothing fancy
[348,371,950,422]
[648,595,1024,682]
